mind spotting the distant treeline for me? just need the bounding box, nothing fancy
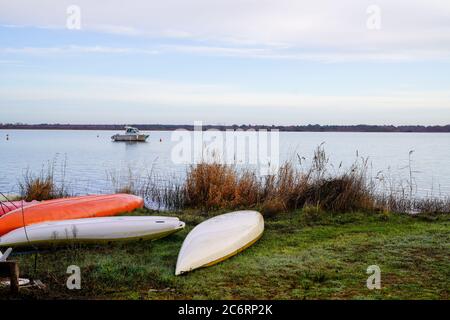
[1,123,450,132]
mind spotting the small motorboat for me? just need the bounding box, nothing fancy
[111,126,149,142]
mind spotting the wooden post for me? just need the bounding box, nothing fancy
[0,261,20,294]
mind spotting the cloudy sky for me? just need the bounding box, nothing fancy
[0,0,449,125]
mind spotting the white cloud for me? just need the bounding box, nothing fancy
[0,0,450,61]
[1,74,449,111]
[90,24,143,36]
[0,59,22,64]
[0,45,159,55]
[2,43,449,63]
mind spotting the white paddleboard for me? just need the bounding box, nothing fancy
[0,216,185,247]
[175,210,264,275]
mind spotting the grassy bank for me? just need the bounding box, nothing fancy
[2,209,449,300]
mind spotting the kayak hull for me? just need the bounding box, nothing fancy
[0,216,185,247]
[0,200,39,217]
[0,194,144,236]
[175,210,264,275]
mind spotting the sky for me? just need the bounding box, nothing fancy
[0,0,449,125]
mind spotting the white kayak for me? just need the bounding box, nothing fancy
[175,210,264,275]
[0,216,185,247]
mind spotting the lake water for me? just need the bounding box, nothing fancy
[0,129,449,198]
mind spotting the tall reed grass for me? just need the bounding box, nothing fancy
[13,147,450,215]
[146,145,449,216]
[19,155,70,201]
[178,145,377,214]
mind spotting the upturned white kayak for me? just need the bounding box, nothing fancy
[175,210,264,275]
[0,216,185,247]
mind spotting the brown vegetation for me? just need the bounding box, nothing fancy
[15,147,449,216]
[19,157,70,201]
[146,145,449,216]
[178,145,376,214]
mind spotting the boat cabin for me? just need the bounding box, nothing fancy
[125,126,140,135]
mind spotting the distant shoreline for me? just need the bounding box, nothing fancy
[1,123,449,132]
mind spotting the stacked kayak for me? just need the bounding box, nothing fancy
[0,194,144,236]
[0,194,185,247]
[0,216,185,247]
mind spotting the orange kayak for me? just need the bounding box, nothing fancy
[0,194,144,236]
[0,200,39,217]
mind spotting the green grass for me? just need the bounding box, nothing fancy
[1,209,449,300]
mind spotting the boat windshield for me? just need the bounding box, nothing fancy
[125,127,139,134]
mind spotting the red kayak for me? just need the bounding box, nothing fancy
[0,194,144,236]
[0,200,39,217]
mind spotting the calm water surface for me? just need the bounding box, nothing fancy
[0,130,449,198]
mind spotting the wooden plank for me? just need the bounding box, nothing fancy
[0,261,19,294]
